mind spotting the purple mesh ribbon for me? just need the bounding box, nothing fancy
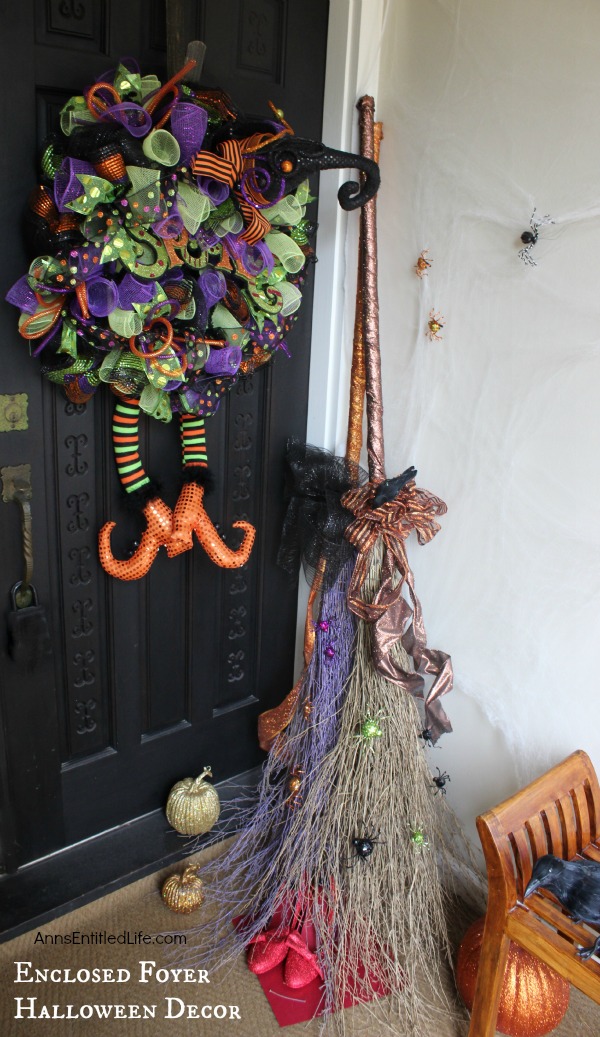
[153,212,184,239]
[86,277,119,317]
[99,102,152,138]
[204,345,242,376]
[223,233,274,276]
[6,276,38,314]
[223,234,247,267]
[177,388,202,413]
[197,176,230,206]
[197,268,227,307]
[54,158,96,212]
[117,273,156,309]
[170,101,208,166]
[194,226,221,250]
[245,241,275,276]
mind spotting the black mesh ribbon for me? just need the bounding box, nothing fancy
[277,439,368,588]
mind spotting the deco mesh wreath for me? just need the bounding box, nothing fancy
[6,57,378,579]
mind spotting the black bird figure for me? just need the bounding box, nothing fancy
[373,467,418,507]
[524,854,600,960]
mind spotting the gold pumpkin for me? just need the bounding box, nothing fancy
[456,916,570,1037]
[161,865,205,914]
[165,766,220,836]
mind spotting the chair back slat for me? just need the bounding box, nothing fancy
[524,814,549,861]
[571,783,593,850]
[541,803,567,858]
[508,828,533,898]
[556,794,578,859]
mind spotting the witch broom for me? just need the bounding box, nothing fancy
[183,97,454,1036]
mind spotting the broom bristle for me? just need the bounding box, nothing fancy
[178,546,466,1035]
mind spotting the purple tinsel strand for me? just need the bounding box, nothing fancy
[183,558,357,961]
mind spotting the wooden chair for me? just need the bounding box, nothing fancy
[468,749,600,1037]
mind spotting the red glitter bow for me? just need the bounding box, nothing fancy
[247,918,322,988]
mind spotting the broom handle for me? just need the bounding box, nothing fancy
[346,119,383,466]
[304,116,383,661]
[357,96,386,484]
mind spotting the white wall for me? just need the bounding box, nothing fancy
[309,0,600,846]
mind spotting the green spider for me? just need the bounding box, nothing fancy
[410,824,430,851]
[354,711,387,750]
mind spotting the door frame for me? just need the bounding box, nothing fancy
[297,0,385,656]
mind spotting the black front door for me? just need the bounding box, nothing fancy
[0,0,328,873]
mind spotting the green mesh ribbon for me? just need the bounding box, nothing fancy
[265,231,306,274]
[140,384,173,422]
[108,308,144,338]
[142,130,181,167]
[177,182,213,234]
[99,350,147,396]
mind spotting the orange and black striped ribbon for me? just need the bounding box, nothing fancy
[191,138,271,246]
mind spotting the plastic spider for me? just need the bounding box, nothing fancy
[419,727,436,749]
[427,310,445,341]
[431,767,451,796]
[410,824,430,851]
[354,711,386,752]
[518,208,554,267]
[415,249,432,278]
[346,825,384,867]
[284,766,304,809]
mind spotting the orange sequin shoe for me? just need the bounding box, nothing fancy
[98,497,173,580]
[167,481,199,558]
[167,481,256,568]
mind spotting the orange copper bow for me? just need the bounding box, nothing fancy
[191,137,272,245]
[342,480,453,742]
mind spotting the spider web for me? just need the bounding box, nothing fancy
[342,0,600,793]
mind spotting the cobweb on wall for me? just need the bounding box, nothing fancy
[372,0,600,780]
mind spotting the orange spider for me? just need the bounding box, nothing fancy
[415,249,432,278]
[427,310,445,341]
[285,767,304,809]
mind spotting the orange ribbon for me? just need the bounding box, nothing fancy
[342,480,453,742]
[191,137,272,245]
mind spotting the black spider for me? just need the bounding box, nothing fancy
[518,208,554,267]
[419,727,436,749]
[346,826,384,867]
[431,767,451,796]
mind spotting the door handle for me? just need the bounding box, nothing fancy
[1,464,34,607]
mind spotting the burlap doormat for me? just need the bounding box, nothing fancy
[1,839,598,1037]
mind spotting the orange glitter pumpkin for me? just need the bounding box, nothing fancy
[456,917,570,1037]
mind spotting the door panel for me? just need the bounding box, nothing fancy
[0,0,329,870]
